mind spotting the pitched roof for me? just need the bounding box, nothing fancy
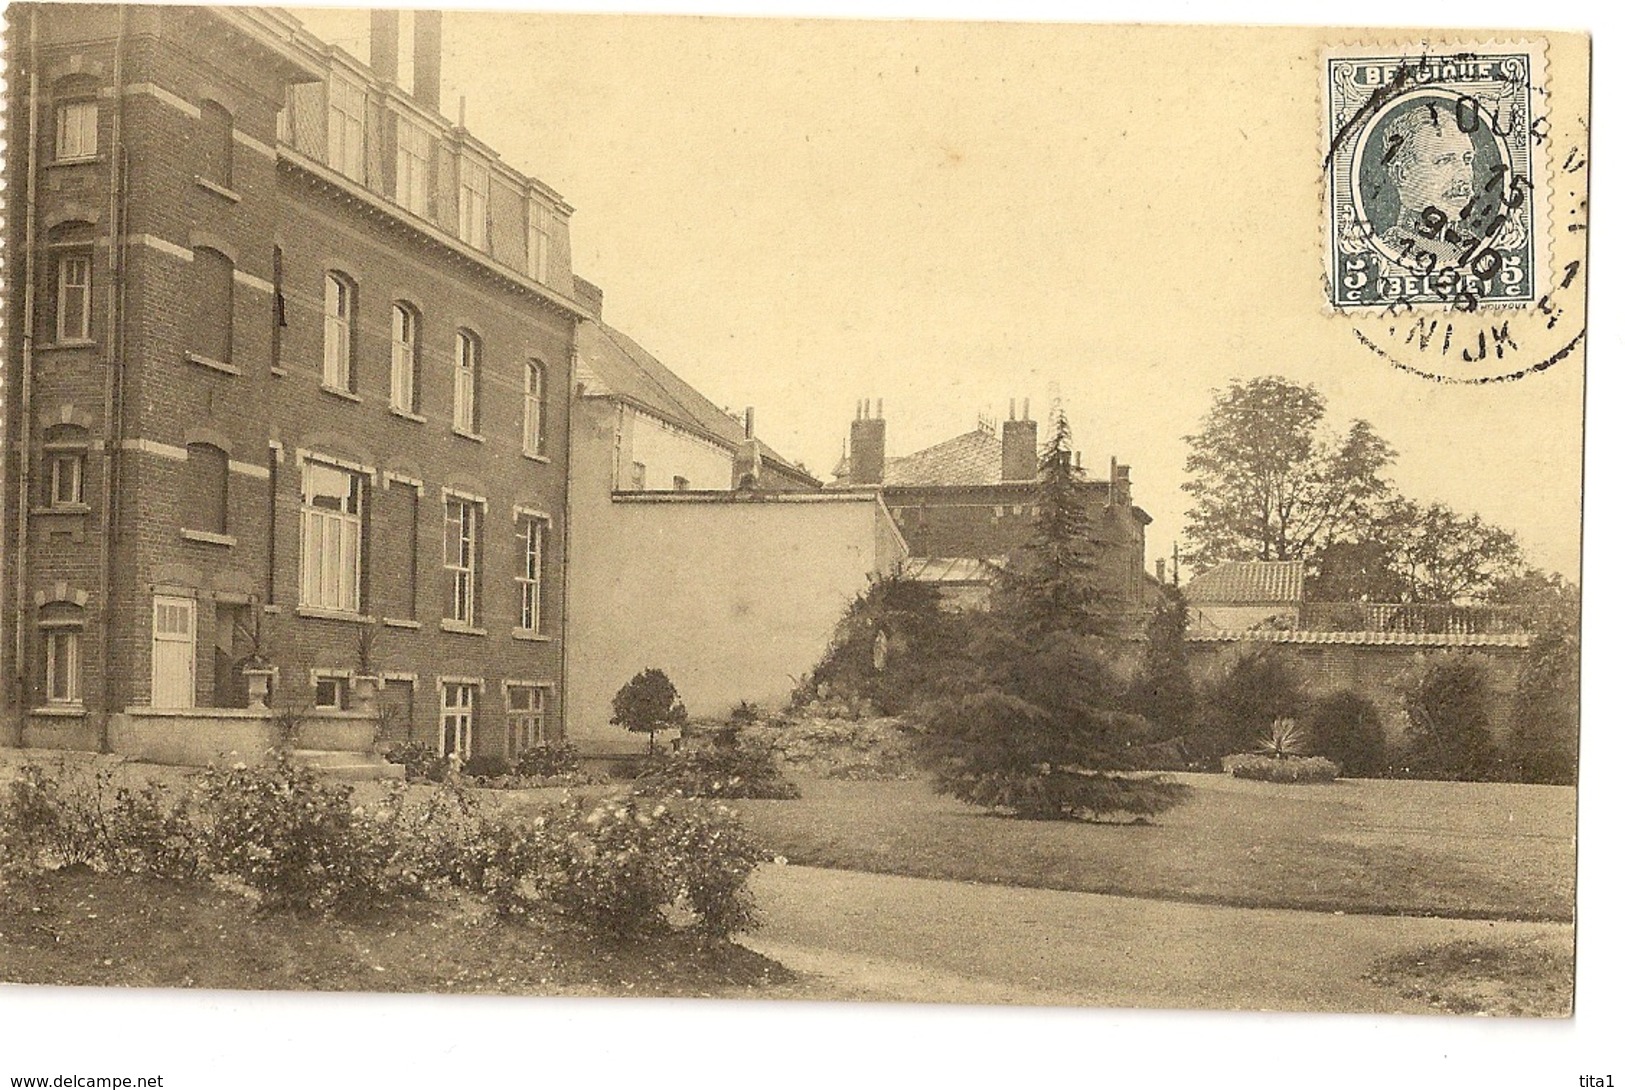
[832,426,1037,487]
[900,557,1001,585]
[574,320,810,480]
[1185,560,1305,605]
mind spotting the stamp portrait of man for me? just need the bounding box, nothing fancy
[1374,104,1480,269]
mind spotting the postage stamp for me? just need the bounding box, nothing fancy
[1324,44,1548,311]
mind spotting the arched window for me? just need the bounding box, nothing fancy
[42,424,90,509]
[40,601,86,706]
[453,330,480,434]
[323,273,357,392]
[185,443,229,535]
[191,247,234,365]
[390,303,420,413]
[523,359,547,456]
[199,100,234,189]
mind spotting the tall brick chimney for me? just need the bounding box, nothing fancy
[369,10,442,111]
[413,10,444,113]
[849,399,886,486]
[1001,398,1038,482]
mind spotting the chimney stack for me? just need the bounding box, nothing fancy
[849,399,886,486]
[369,10,401,85]
[414,9,444,114]
[1113,463,1132,506]
[1001,398,1038,482]
[744,407,755,439]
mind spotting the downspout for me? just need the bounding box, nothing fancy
[557,320,579,743]
[12,8,43,726]
[96,5,128,751]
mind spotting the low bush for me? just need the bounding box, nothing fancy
[514,741,580,779]
[1226,754,1340,784]
[1306,691,1388,778]
[636,729,801,800]
[383,741,450,784]
[0,758,765,940]
[462,755,511,780]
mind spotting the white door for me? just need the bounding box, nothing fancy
[151,596,196,708]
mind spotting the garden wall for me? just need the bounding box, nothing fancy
[1186,632,1529,748]
[106,707,376,766]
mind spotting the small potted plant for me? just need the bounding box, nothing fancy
[351,618,384,718]
[236,612,277,710]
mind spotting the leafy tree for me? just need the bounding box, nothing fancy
[612,668,688,755]
[1305,690,1388,777]
[1128,589,1198,736]
[1502,575,1579,784]
[1400,654,1496,780]
[996,409,1111,636]
[1182,377,1395,572]
[1384,500,1525,603]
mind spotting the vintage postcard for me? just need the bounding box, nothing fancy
[0,3,1595,1084]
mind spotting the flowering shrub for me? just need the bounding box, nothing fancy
[0,758,766,940]
[383,741,450,783]
[515,741,581,778]
[1226,753,1340,784]
[635,730,800,800]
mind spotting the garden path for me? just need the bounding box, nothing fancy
[743,863,1571,1011]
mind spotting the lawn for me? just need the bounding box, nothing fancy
[726,773,1576,921]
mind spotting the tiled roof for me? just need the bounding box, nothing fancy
[833,427,1037,487]
[1185,560,1305,605]
[1186,629,1531,649]
[574,319,803,473]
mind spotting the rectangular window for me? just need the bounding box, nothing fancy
[271,246,286,370]
[301,460,364,613]
[45,629,81,705]
[56,100,97,160]
[327,76,366,181]
[47,451,85,507]
[391,304,418,412]
[313,673,348,710]
[440,682,475,759]
[630,462,647,491]
[526,199,549,281]
[523,360,546,455]
[56,254,91,341]
[453,331,479,433]
[324,274,355,391]
[151,596,196,709]
[506,686,547,757]
[515,515,547,633]
[458,157,489,250]
[444,497,478,625]
[395,118,433,217]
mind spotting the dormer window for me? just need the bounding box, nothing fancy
[458,157,490,251]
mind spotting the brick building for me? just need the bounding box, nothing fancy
[830,401,1155,614]
[2,6,585,762]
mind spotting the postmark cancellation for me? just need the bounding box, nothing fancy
[1324,43,1548,312]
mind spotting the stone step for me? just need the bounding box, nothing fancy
[288,749,404,781]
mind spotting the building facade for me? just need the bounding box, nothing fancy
[3,5,586,762]
[831,402,1155,615]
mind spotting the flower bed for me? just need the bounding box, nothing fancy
[1224,754,1340,784]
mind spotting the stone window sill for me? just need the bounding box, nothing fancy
[320,384,362,403]
[181,528,236,547]
[49,155,102,169]
[32,504,90,516]
[389,406,428,424]
[194,176,242,202]
[521,450,551,465]
[511,629,553,642]
[452,428,486,444]
[382,617,421,630]
[439,620,487,637]
[296,606,374,624]
[38,339,99,352]
[31,705,88,718]
[186,352,241,376]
